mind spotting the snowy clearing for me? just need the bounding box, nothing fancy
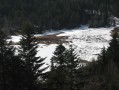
[58,27,113,61]
[9,26,114,69]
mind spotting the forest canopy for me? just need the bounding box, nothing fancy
[0,0,119,33]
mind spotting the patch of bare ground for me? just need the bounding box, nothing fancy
[111,28,119,42]
[35,33,69,44]
[10,33,69,45]
[111,27,119,37]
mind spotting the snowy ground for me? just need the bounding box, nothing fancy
[36,44,57,68]
[58,26,113,61]
[9,26,114,70]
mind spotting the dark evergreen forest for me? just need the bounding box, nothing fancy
[0,0,119,33]
[0,0,119,90]
[0,23,119,90]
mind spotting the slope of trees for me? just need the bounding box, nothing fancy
[45,33,119,90]
[47,45,80,90]
[0,30,25,90]
[19,22,48,90]
[0,0,119,34]
[0,23,47,90]
[78,33,119,90]
[0,22,119,90]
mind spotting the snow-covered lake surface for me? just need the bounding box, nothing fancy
[9,26,114,70]
[58,27,113,61]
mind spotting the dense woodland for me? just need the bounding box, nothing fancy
[0,0,119,34]
[0,23,119,90]
[0,0,119,90]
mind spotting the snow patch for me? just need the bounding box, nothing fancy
[9,26,114,66]
[58,27,113,61]
[36,44,57,71]
[10,35,22,43]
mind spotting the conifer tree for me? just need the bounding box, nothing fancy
[0,30,15,90]
[48,44,66,90]
[19,22,47,90]
[48,45,80,90]
[0,30,24,90]
[107,33,119,65]
[64,45,80,90]
[51,44,66,68]
[0,30,8,90]
[97,47,107,71]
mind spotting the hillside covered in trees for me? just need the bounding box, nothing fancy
[0,0,119,90]
[0,0,119,34]
[0,23,119,90]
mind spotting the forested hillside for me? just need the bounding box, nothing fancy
[0,0,119,90]
[0,0,119,34]
[0,24,119,90]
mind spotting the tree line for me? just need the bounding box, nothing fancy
[0,22,119,90]
[0,0,119,34]
[0,23,48,90]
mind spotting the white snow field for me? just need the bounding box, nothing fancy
[36,44,57,69]
[58,26,113,61]
[10,26,114,70]
[10,35,22,43]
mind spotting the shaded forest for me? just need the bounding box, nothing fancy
[0,23,119,90]
[0,0,119,90]
[0,0,119,34]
